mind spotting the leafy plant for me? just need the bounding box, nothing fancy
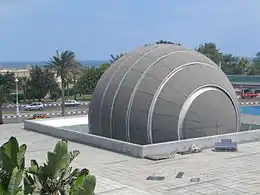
[24,139,96,195]
[0,137,96,195]
[0,136,27,195]
[72,174,96,195]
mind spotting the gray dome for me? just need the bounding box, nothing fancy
[88,44,240,145]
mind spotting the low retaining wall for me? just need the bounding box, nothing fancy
[24,119,260,158]
[24,120,143,158]
[143,129,260,157]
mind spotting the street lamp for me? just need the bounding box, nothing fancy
[15,78,20,116]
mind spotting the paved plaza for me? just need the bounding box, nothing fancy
[1,123,260,194]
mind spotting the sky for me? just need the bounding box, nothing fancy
[0,0,260,61]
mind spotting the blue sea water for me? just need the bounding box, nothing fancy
[0,60,108,68]
[240,106,260,115]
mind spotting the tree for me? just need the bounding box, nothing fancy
[197,43,251,75]
[49,82,61,101]
[196,42,222,64]
[155,40,182,45]
[253,52,260,66]
[76,68,99,95]
[48,50,78,116]
[29,66,53,102]
[245,52,260,75]
[233,57,250,74]
[99,63,109,74]
[220,54,240,74]
[44,67,61,101]
[19,77,30,102]
[76,64,109,95]
[145,40,182,46]
[70,63,84,100]
[109,53,125,64]
[0,72,15,124]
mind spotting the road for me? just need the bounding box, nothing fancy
[2,101,89,112]
[3,97,260,124]
[3,108,88,124]
[3,104,88,114]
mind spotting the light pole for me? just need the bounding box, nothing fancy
[15,78,20,116]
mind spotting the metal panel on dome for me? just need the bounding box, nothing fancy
[182,89,237,139]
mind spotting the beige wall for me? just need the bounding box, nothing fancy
[0,68,67,87]
[0,68,30,78]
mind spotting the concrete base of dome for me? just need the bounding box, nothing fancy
[24,115,260,158]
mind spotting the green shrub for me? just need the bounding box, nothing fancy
[0,137,96,195]
[50,91,61,101]
[8,93,24,103]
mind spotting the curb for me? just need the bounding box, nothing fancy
[2,102,89,108]
[3,110,88,119]
[240,101,259,105]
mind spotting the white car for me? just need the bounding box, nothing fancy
[64,100,81,107]
[25,102,44,111]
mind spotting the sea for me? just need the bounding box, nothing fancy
[0,57,255,69]
[0,60,108,69]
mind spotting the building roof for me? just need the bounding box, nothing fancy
[228,75,260,84]
[2,123,260,194]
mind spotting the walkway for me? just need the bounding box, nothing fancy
[2,123,260,194]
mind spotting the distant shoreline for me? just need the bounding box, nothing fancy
[0,60,108,68]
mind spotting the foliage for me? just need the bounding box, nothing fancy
[19,77,30,102]
[48,50,79,116]
[0,73,15,104]
[145,40,182,46]
[25,139,79,194]
[72,174,96,195]
[155,40,182,45]
[75,64,108,95]
[233,57,250,74]
[9,93,24,104]
[0,73,15,124]
[0,136,26,195]
[220,53,239,74]
[0,137,96,195]
[109,53,125,64]
[28,66,59,102]
[196,42,254,75]
[196,42,222,64]
[50,91,61,101]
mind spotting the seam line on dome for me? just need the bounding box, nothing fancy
[147,62,240,144]
[108,45,167,140]
[125,50,190,144]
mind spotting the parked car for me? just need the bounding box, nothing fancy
[241,89,258,98]
[25,102,44,111]
[64,100,81,107]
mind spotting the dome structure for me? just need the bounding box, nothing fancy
[88,44,240,145]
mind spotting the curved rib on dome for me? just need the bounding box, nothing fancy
[89,44,240,145]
